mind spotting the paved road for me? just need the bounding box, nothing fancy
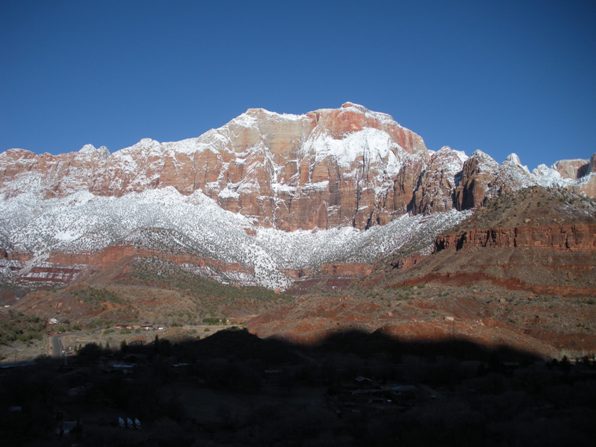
[50,335,63,358]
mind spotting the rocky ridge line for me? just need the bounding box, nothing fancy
[1,103,594,231]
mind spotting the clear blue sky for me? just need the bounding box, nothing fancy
[1,0,595,169]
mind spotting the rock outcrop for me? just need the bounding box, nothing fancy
[438,187,596,254]
[454,150,596,211]
[411,147,467,214]
[388,187,596,297]
[554,158,590,179]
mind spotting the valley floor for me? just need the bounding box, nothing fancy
[1,277,595,446]
[2,280,595,363]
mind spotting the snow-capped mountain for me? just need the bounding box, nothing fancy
[0,103,594,289]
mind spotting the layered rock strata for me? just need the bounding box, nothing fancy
[1,103,593,231]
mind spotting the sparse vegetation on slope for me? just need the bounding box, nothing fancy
[131,257,292,303]
[454,186,596,231]
[73,287,123,306]
[0,310,45,346]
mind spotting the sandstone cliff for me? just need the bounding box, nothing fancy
[1,103,593,231]
[0,103,430,230]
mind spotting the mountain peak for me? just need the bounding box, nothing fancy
[238,107,305,123]
[340,101,369,112]
[505,152,522,165]
[436,146,468,162]
[78,144,110,157]
[505,152,530,173]
[78,144,97,153]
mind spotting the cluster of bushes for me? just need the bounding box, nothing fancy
[0,310,45,345]
[73,287,123,307]
[202,317,227,325]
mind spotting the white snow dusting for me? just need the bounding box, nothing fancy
[0,184,468,289]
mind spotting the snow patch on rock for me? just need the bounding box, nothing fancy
[0,185,469,289]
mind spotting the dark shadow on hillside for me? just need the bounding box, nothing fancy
[1,329,595,447]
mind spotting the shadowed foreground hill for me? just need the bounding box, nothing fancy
[1,329,595,446]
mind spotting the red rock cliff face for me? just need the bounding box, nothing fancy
[434,224,596,253]
[0,103,430,231]
[554,159,590,179]
[454,151,596,211]
[1,104,594,231]
[411,147,467,214]
[454,151,502,210]
[385,223,596,297]
[48,246,252,275]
